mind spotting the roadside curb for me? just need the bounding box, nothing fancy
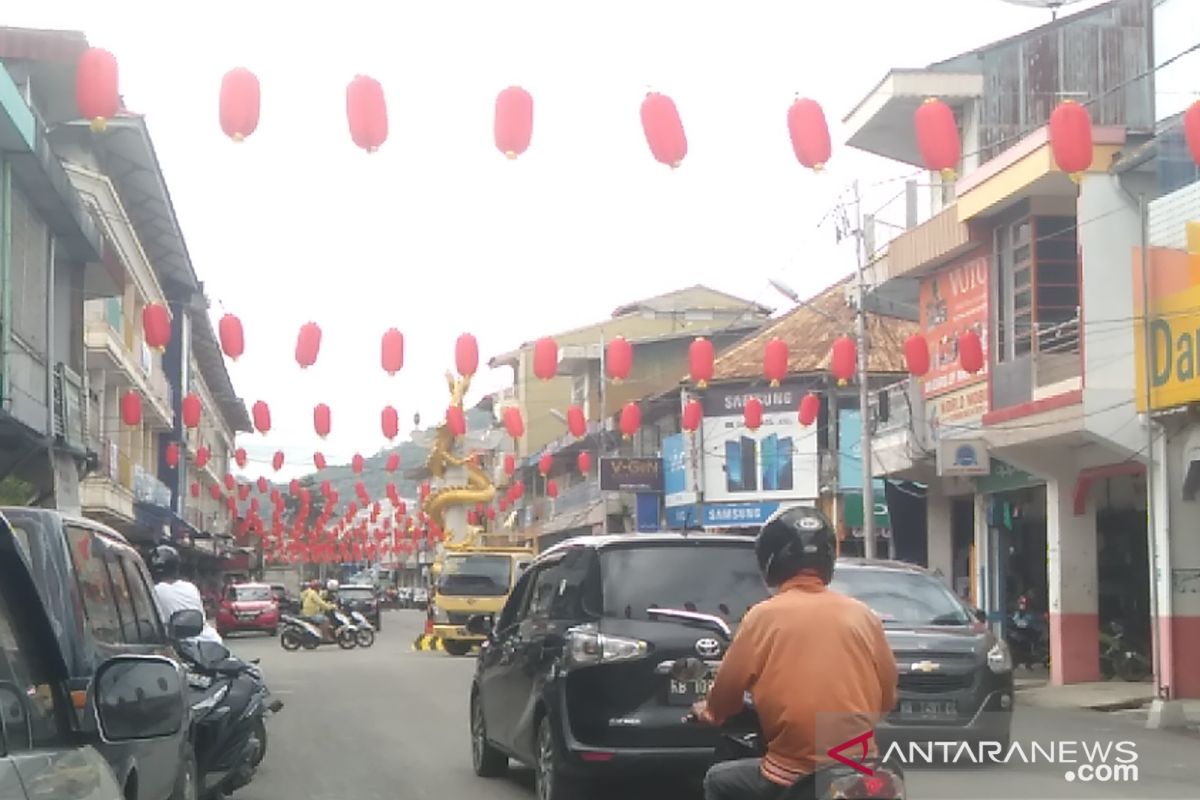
[412,634,444,652]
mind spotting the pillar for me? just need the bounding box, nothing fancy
[926,485,954,589]
[1161,427,1200,699]
[1046,468,1101,685]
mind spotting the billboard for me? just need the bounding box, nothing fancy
[1133,219,1200,411]
[918,251,989,410]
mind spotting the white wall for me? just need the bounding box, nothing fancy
[1153,0,1200,121]
[1149,182,1200,248]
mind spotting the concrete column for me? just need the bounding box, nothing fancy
[1046,468,1101,685]
[926,486,954,589]
[972,492,990,621]
[1161,427,1200,699]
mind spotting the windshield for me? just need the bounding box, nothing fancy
[438,555,513,597]
[600,543,768,624]
[233,585,272,602]
[831,568,973,626]
[339,587,375,601]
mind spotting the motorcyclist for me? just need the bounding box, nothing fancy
[149,544,223,645]
[692,506,898,799]
[300,579,337,639]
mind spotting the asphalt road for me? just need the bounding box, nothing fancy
[225,610,1195,800]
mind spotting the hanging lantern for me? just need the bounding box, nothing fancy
[252,400,271,434]
[605,336,633,381]
[533,337,558,380]
[958,330,985,374]
[224,473,236,491]
[504,454,516,476]
[619,402,641,439]
[538,453,553,476]
[195,447,210,469]
[381,406,399,440]
[190,482,201,499]
[1048,100,1094,180]
[272,450,285,471]
[386,453,400,472]
[689,337,715,388]
[210,483,222,501]
[381,328,404,375]
[763,337,789,387]
[640,92,687,168]
[494,86,534,159]
[165,442,180,469]
[914,98,961,178]
[218,314,245,360]
[455,333,479,377]
[510,481,525,500]
[352,454,365,474]
[142,303,171,350]
[503,406,525,439]
[120,390,142,426]
[446,406,467,437]
[76,48,119,132]
[798,393,821,427]
[547,479,559,499]
[257,476,269,494]
[181,393,202,429]
[743,397,764,431]
[314,404,332,438]
[234,447,248,468]
[830,336,857,385]
[904,334,931,377]
[786,97,832,171]
[346,75,388,152]
[219,67,260,141]
[682,398,703,432]
[1185,101,1200,166]
[565,405,587,438]
[296,322,322,369]
[314,452,327,470]
[486,506,497,520]
[577,451,592,475]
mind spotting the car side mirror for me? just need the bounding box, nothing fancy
[973,608,987,623]
[465,614,494,636]
[92,655,186,742]
[168,608,204,640]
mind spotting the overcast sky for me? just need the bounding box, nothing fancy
[13,0,1110,480]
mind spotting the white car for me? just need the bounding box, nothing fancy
[411,587,430,607]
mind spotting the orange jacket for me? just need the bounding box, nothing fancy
[706,574,898,786]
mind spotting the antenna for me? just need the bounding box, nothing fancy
[997,0,1088,21]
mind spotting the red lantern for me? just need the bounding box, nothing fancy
[295,322,322,369]
[487,506,496,520]
[386,453,400,472]
[504,454,516,476]
[165,442,180,468]
[272,450,285,471]
[346,75,388,152]
[640,92,687,168]
[381,406,399,440]
[619,402,641,439]
[120,390,142,426]
[565,405,587,438]
[533,337,558,380]
[914,98,961,178]
[958,330,985,374]
[224,473,236,491]
[503,407,525,439]
[538,453,553,476]
[314,452,327,471]
[577,451,592,475]
[252,400,271,434]
[1048,100,1093,178]
[904,334,931,377]
[76,48,119,132]
[257,476,269,494]
[142,303,170,350]
[218,314,244,360]
[547,480,559,499]
[210,483,222,501]
[743,397,763,431]
[494,86,534,159]
[510,481,525,500]
[182,393,202,429]
[190,482,200,499]
[682,398,703,432]
[195,447,210,469]
[234,447,248,468]
[352,454,365,474]
[763,337,789,387]
[830,336,857,385]
[446,406,467,437]
[381,328,404,375]
[1185,101,1200,166]
[798,393,821,427]
[786,97,832,171]
[455,333,479,377]
[219,67,260,141]
[605,336,633,381]
[314,404,332,438]
[689,338,715,388]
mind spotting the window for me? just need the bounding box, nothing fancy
[105,556,140,644]
[994,213,1079,362]
[438,555,513,597]
[0,555,63,753]
[65,526,123,644]
[117,554,164,644]
[495,571,536,632]
[232,585,273,602]
[528,548,592,621]
[831,568,972,627]
[994,216,1033,362]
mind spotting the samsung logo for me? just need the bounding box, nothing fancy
[722,391,795,412]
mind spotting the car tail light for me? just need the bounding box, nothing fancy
[565,624,648,669]
[823,769,904,799]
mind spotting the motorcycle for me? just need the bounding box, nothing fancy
[1005,610,1049,670]
[1099,621,1152,682]
[279,612,358,651]
[346,608,376,648]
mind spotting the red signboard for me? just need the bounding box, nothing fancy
[918,251,989,399]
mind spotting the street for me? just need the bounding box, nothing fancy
[228,611,1196,800]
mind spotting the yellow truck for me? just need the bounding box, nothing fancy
[430,547,534,655]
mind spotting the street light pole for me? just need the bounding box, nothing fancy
[853,180,877,558]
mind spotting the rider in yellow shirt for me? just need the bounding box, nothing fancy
[300,580,336,638]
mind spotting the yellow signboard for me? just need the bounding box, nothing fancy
[1133,221,1200,412]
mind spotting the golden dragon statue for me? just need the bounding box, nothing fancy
[422,370,498,551]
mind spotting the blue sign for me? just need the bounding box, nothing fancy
[662,434,687,496]
[665,505,697,528]
[636,493,661,532]
[838,410,886,494]
[702,501,780,528]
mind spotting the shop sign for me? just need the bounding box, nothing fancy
[937,439,991,477]
[600,457,663,492]
[918,251,989,399]
[635,493,661,532]
[1133,222,1200,411]
[702,501,780,527]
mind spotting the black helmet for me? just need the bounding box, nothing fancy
[149,544,181,580]
[755,506,837,588]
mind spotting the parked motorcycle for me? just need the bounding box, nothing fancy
[346,608,376,648]
[1099,621,1152,682]
[1006,611,1049,670]
[279,613,358,651]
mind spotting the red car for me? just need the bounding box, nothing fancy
[215,582,280,636]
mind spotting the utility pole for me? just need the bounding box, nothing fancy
[853,180,877,558]
[597,332,608,532]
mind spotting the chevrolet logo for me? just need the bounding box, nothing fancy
[911,660,941,673]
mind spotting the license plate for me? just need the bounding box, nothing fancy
[899,700,957,719]
[668,676,714,706]
[237,612,257,619]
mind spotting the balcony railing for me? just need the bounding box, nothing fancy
[133,465,172,508]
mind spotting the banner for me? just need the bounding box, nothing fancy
[919,251,989,400]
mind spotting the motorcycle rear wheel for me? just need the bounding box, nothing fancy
[280,629,302,651]
[356,629,376,648]
[1116,655,1151,682]
[250,717,268,768]
[337,629,358,649]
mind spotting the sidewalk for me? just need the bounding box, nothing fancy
[1015,671,1200,729]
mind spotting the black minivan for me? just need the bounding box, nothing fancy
[467,533,1014,799]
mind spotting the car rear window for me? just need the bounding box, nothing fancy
[832,568,972,626]
[599,543,767,624]
[233,586,272,602]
